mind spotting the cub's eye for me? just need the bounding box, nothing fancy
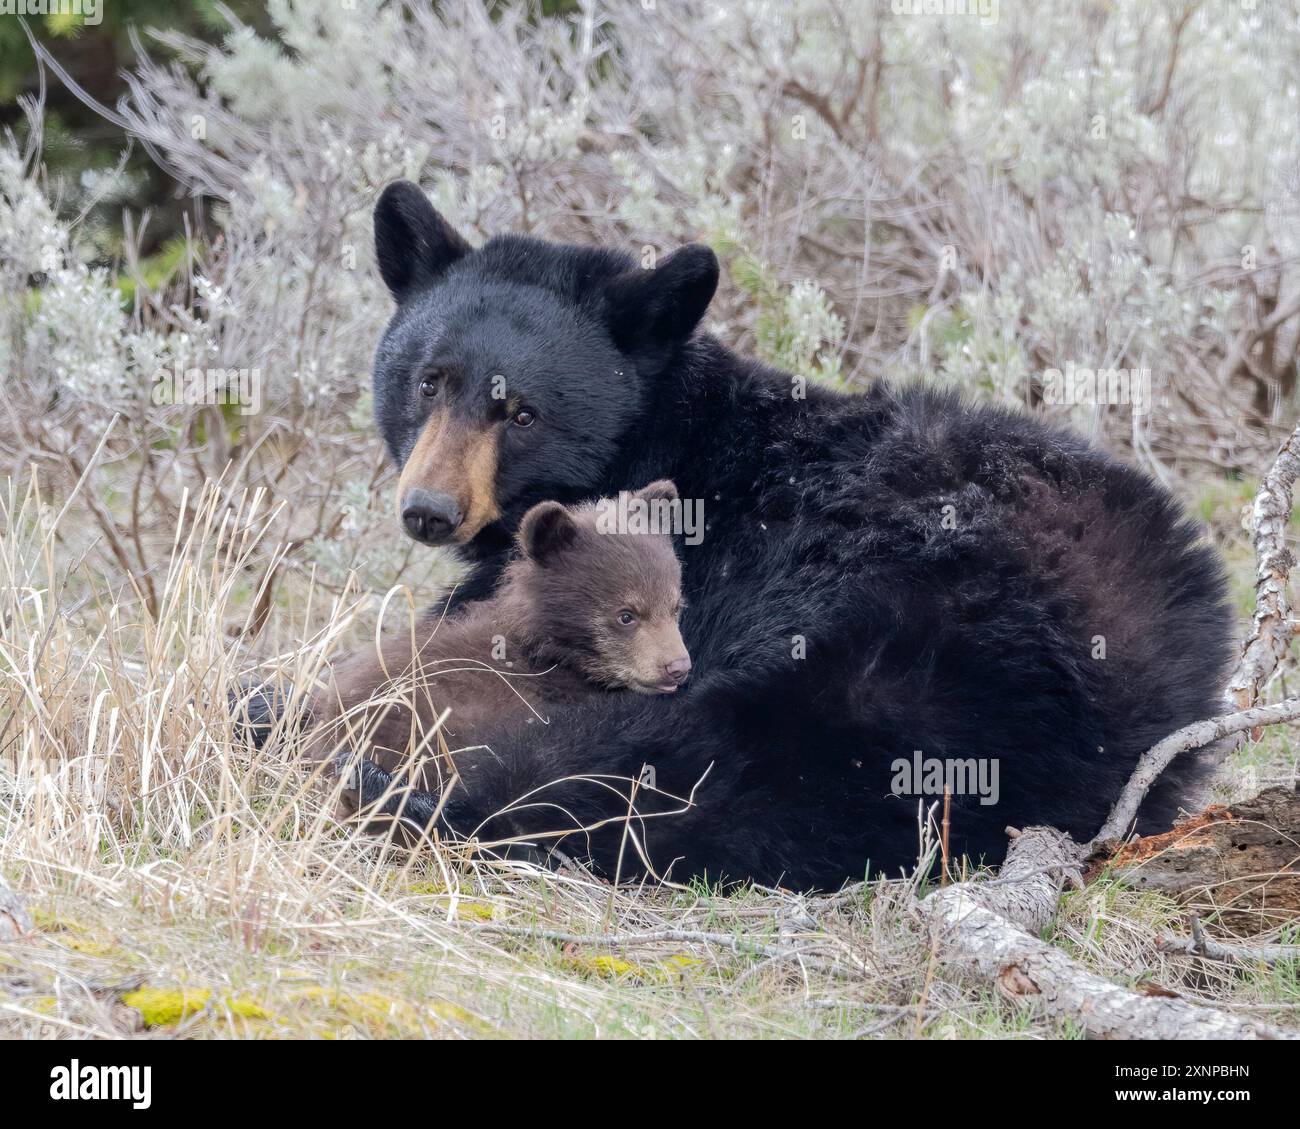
[616,610,638,628]
[512,407,537,428]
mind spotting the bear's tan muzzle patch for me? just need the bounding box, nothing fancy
[396,410,501,543]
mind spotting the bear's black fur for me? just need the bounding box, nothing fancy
[343,180,1234,890]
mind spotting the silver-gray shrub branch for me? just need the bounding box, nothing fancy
[12,0,1288,472]
[6,0,1300,604]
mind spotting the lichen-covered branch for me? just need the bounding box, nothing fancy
[919,827,1297,1039]
[1227,422,1300,714]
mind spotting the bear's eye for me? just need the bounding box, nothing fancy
[512,407,537,428]
[616,609,638,628]
[418,370,445,398]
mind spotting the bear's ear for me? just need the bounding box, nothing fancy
[633,479,678,505]
[605,244,719,360]
[518,500,580,565]
[374,180,471,301]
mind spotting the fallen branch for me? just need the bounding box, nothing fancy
[919,827,1296,1038]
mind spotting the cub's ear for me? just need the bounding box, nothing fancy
[374,180,471,301]
[518,501,580,565]
[633,479,679,505]
[605,244,719,361]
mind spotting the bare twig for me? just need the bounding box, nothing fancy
[940,785,952,886]
[1157,927,1300,967]
[1091,698,1300,846]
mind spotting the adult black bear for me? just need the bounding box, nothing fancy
[339,179,1233,889]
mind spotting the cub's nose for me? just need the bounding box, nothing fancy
[401,489,462,545]
[663,656,692,685]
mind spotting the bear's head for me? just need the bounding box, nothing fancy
[507,479,691,694]
[371,180,719,551]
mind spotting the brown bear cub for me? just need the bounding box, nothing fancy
[304,479,690,822]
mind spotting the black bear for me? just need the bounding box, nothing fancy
[304,480,690,831]
[336,179,1234,889]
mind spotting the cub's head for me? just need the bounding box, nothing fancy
[508,480,691,694]
[371,180,719,551]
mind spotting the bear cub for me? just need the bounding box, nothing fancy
[304,479,690,820]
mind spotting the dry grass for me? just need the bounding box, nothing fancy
[6,0,1300,1041]
[0,461,1298,1040]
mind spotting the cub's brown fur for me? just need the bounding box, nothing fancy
[304,480,689,820]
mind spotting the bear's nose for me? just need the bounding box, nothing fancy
[401,489,463,545]
[663,656,692,685]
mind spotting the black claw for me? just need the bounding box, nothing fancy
[351,759,442,828]
[228,676,299,749]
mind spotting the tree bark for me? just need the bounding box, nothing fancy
[1091,786,1300,936]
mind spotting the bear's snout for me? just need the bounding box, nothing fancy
[401,488,463,545]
